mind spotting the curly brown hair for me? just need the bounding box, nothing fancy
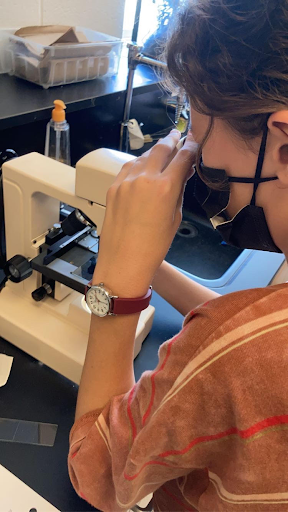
[165,0,288,140]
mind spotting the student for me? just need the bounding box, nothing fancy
[69,1,288,510]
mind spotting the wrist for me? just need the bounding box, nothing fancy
[92,271,151,299]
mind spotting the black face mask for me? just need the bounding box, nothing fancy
[192,123,281,253]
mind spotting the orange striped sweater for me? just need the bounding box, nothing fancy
[68,283,288,511]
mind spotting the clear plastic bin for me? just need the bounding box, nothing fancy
[2,27,123,88]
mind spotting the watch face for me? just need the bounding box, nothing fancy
[86,286,110,317]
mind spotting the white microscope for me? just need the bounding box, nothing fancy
[0,149,155,383]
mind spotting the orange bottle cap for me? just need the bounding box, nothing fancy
[52,99,66,122]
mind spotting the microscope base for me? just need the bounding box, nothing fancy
[0,286,155,384]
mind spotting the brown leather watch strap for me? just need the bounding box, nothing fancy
[112,286,152,315]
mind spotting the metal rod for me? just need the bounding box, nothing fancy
[119,65,136,152]
[119,43,167,153]
[132,0,142,43]
[134,54,167,69]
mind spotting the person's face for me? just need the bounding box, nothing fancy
[189,107,288,258]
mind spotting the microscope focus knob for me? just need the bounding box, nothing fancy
[32,283,53,302]
[0,149,18,171]
[4,255,32,283]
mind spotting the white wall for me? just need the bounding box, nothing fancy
[0,0,125,38]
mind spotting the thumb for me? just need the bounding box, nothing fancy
[175,163,196,213]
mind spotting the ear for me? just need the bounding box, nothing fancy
[267,111,288,186]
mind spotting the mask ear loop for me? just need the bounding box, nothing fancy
[250,118,270,206]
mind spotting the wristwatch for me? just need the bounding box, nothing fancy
[85,281,152,317]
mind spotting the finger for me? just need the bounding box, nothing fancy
[112,145,156,186]
[164,132,198,188]
[112,159,135,186]
[141,129,182,174]
[176,136,187,151]
[112,129,181,186]
[175,168,195,213]
[129,144,179,178]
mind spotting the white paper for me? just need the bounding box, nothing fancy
[0,465,60,511]
[0,354,13,387]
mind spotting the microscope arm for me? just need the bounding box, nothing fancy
[2,149,136,295]
[2,149,135,262]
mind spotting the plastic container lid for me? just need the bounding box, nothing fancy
[52,99,66,122]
